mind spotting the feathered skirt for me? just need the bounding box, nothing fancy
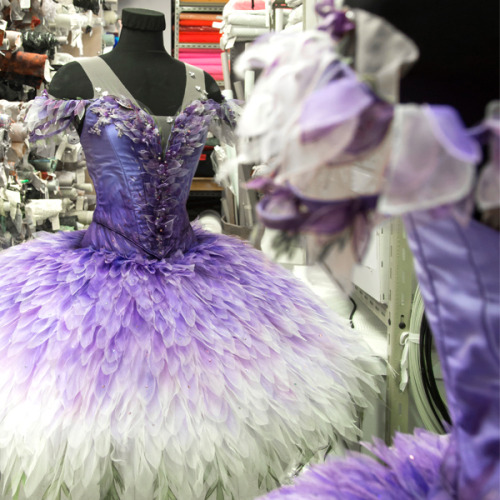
[0,227,381,500]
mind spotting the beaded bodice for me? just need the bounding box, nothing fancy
[27,94,235,259]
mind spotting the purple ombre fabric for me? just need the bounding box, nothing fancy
[404,212,500,498]
[252,180,378,237]
[262,430,453,499]
[0,93,383,499]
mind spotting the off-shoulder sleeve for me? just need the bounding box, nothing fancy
[25,91,90,141]
[208,97,241,147]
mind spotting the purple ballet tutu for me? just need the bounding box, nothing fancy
[261,430,453,500]
[0,93,382,499]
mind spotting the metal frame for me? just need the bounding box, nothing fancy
[352,218,415,442]
[384,217,414,438]
[173,0,226,59]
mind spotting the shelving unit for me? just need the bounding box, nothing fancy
[173,1,224,58]
[172,0,228,211]
[352,218,416,442]
[173,0,226,86]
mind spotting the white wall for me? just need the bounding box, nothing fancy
[117,0,172,54]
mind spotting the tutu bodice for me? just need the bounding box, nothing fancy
[80,97,203,259]
[28,93,236,259]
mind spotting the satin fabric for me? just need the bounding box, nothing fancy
[404,213,500,499]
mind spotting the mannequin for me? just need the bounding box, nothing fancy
[49,8,222,116]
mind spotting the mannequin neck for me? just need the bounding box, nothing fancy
[114,27,167,53]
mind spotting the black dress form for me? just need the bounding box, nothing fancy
[49,8,222,116]
[346,0,499,126]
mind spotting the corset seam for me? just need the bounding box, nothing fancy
[105,122,146,247]
[91,218,161,259]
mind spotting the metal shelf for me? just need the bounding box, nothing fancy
[352,285,388,325]
[178,5,226,12]
[351,217,416,444]
[178,43,221,49]
[174,0,224,59]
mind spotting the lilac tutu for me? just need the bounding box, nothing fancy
[262,430,453,500]
[0,93,382,499]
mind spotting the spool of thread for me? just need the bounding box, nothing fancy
[102,33,115,47]
[198,210,222,234]
[74,210,94,225]
[6,31,21,50]
[59,186,78,200]
[54,14,75,31]
[103,10,118,26]
[56,170,76,186]
[74,183,94,193]
[46,179,59,194]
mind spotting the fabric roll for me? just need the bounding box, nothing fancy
[180,13,222,21]
[0,100,22,120]
[179,32,222,43]
[74,210,94,224]
[180,26,221,33]
[0,51,48,78]
[6,31,22,50]
[55,170,76,187]
[180,59,220,68]
[54,13,77,30]
[178,48,224,81]
[180,19,218,26]
[226,12,267,27]
[180,13,222,26]
[227,25,268,37]
[179,49,223,58]
[226,0,265,9]
[9,121,26,142]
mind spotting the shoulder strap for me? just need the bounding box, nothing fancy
[78,58,207,116]
[77,57,138,105]
[181,63,206,109]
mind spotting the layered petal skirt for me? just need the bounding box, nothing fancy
[0,227,380,500]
